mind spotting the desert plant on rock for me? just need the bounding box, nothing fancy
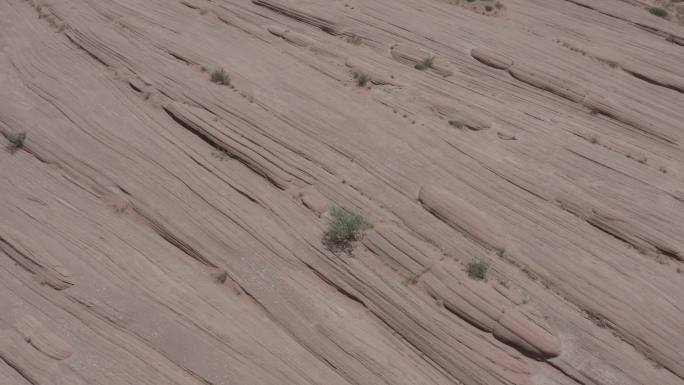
[215,271,228,284]
[325,206,371,251]
[6,132,26,154]
[449,120,464,129]
[466,260,488,280]
[649,7,668,17]
[210,68,230,85]
[212,148,235,160]
[347,34,363,45]
[415,56,434,70]
[353,71,369,87]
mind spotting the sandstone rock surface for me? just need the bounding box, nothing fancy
[1,0,684,384]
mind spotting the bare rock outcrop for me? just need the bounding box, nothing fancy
[1,0,684,384]
[471,47,514,70]
[418,185,508,252]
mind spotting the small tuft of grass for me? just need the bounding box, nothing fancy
[347,34,363,45]
[406,271,420,285]
[607,60,619,69]
[587,311,609,328]
[589,107,601,115]
[6,132,26,154]
[649,7,668,17]
[485,5,493,12]
[448,120,465,129]
[352,71,369,87]
[589,135,598,144]
[405,266,431,285]
[466,260,488,280]
[414,56,434,71]
[210,68,231,85]
[215,271,228,284]
[324,206,371,252]
[212,148,235,160]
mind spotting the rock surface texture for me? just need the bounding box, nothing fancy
[1,0,683,384]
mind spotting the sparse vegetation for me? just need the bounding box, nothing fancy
[627,152,648,164]
[589,135,598,144]
[353,71,369,87]
[406,272,420,285]
[324,206,371,251]
[6,132,26,154]
[466,260,488,280]
[347,34,363,45]
[449,120,465,129]
[587,311,609,328]
[414,56,434,71]
[485,5,493,11]
[589,107,601,115]
[495,1,503,9]
[212,148,234,160]
[215,271,228,284]
[649,7,668,18]
[607,60,619,69]
[210,68,230,85]
[405,266,431,285]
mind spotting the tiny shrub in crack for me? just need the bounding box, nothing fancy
[210,68,231,85]
[466,260,488,280]
[325,206,371,251]
[6,132,26,154]
[414,56,434,71]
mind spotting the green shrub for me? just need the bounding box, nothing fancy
[215,271,228,284]
[210,68,230,85]
[485,5,493,11]
[466,260,488,280]
[353,71,369,87]
[415,56,434,70]
[448,120,464,129]
[6,132,26,154]
[325,206,371,251]
[649,7,668,17]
